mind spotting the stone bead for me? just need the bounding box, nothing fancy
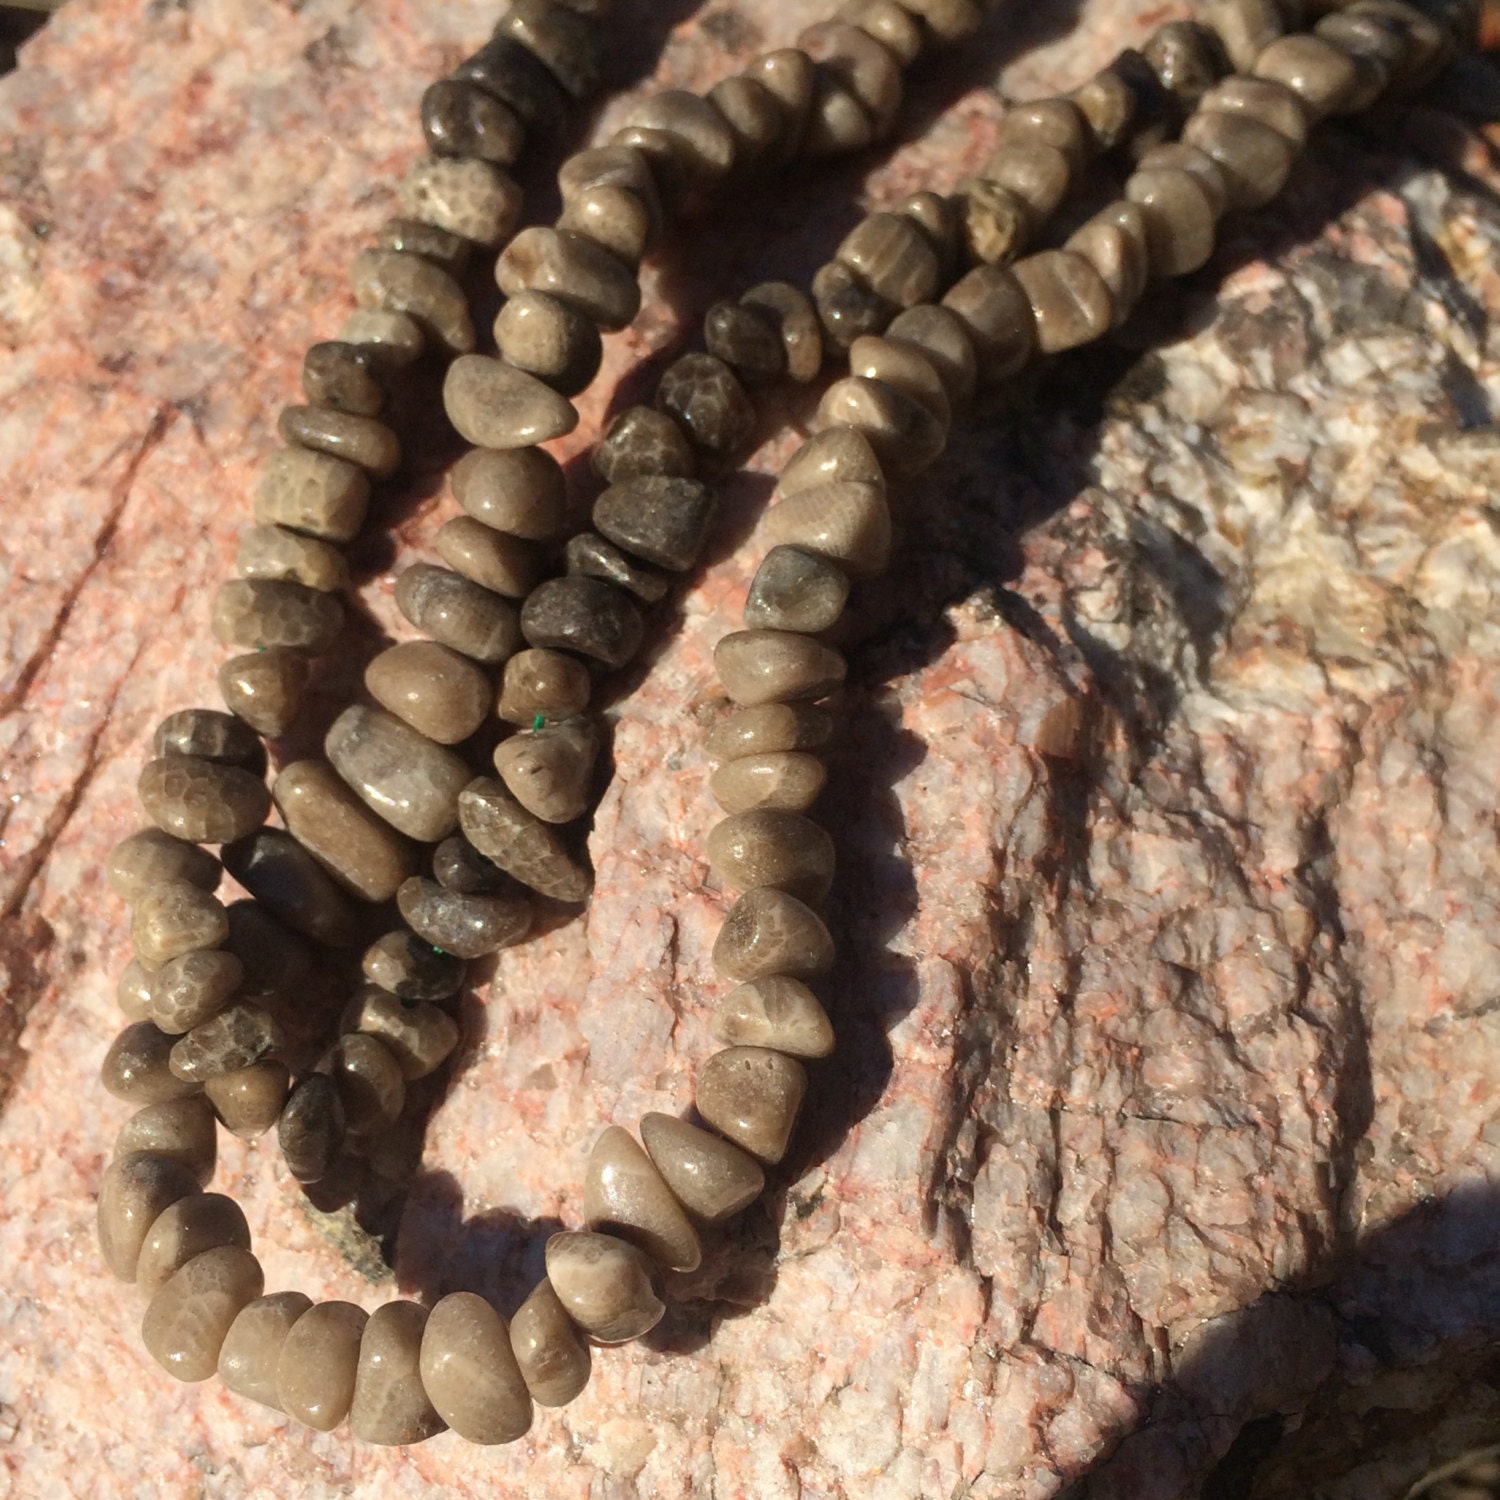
[150,709,263,776]
[455,34,567,134]
[497,648,592,725]
[205,1060,290,1139]
[593,406,695,483]
[96,1151,201,1280]
[169,1002,282,1083]
[450,446,566,541]
[704,300,785,387]
[798,21,901,131]
[800,70,875,156]
[899,0,982,40]
[705,703,834,762]
[212,578,343,655]
[1181,108,1298,210]
[376,216,474,275]
[1202,0,1287,72]
[236,525,348,593]
[885,304,977,405]
[277,1302,369,1431]
[223,901,311,1001]
[656,353,755,463]
[816,375,945,477]
[740,281,822,383]
[707,809,835,905]
[714,629,846,707]
[565,532,670,604]
[273,759,418,904]
[619,89,737,188]
[584,1126,701,1271]
[219,1292,313,1411]
[420,1292,533,1444]
[433,834,513,895]
[812,258,894,350]
[712,887,836,981]
[558,144,662,232]
[458,777,593,902]
[712,975,834,1058]
[149,948,244,1034]
[320,1032,406,1135]
[113,1096,217,1186]
[942,264,1037,384]
[343,982,463,1078]
[108,829,220,903]
[131,882,230,968]
[1136,141,1230,218]
[1071,48,1171,154]
[102,1023,201,1106]
[848,333,949,426]
[1346,0,1448,86]
[982,141,1071,227]
[494,0,602,99]
[781,425,883,494]
[992,97,1090,173]
[136,1192,251,1297]
[706,75,786,168]
[279,405,400,480]
[223,832,357,955]
[1142,20,1229,107]
[745,546,850,633]
[520,576,643,668]
[492,290,602,398]
[954,177,1030,267]
[366,642,492,746]
[493,717,601,823]
[363,930,466,1002]
[763,482,890,578]
[696,1046,808,1164]
[593,475,716,572]
[746,49,816,144]
[444,355,577,451]
[1012,250,1114,355]
[1252,33,1360,119]
[421,78,524,165]
[400,155,522,247]
[838,0,923,63]
[349,1302,446,1446]
[1315,12,1401,104]
[278,1075,346,1183]
[395,564,522,665]
[544,1230,665,1343]
[349,248,474,356]
[638,1112,765,1222]
[509,1280,590,1407]
[557,182,653,265]
[710,751,827,814]
[117,959,155,1020]
[896,189,959,267]
[326,705,471,842]
[141,1246,264,1382]
[1125,166,1217,277]
[301,341,383,418]
[496,227,640,332]
[218,649,307,738]
[836,212,941,310]
[1199,75,1309,149]
[338,308,427,370]
[254,446,370,544]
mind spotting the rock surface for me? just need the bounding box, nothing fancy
[3,1,1500,1498]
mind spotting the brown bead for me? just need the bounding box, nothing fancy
[565,532,671,603]
[338,308,427,369]
[812,258,893,352]
[401,155,523,247]
[941,264,1036,384]
[885,304,977,405]
[254,446,370,544]
[618,89,737,187]
[141,1246,264,1383]
[705,703,834,762]
[494,0,602,98]
[169,1002,282,1083]
[151,709,265,776]
[420,1292,533,1444]
[218,649,307,738]
[781,425,884,494]
[584,1126,701,1272]
[838,0,923,63]
[277,1302,369,1431]
[443,355,578,449]
[455,34,567,134]
[421,78,524,165]
[319,1032,406,1135]
[432,834,513,896]
[138,755,270,846]
[219,1292,313,1411]
[799,70,875,156]
[1065,201,1151,324]
[836,212,941,309]
[149,948,244,1035]
[1125,166,1217,276]
[113,1096,217,1187]
[497,648,592,725]
[710,751,827,815]
[656,353,755,463]
[799,21,901,131]
[593,474,716,571]
[896,189,959,267]
[458,777,593,902]
[816,375,945,476]
[900,0,981,39]
[1142,19,1229,107]
[278,1074,346,1183]
[746,49,816,143]
[558,144,661,227]
[223,901,311,1001]
[492,290,603,397]
[278,405,399,479]
[1252,33,1360,119]
[366,642,492,746]
[707,809,835,905]
[712,887,836,981]
[395,564,521,665]
[211,577,342,654]
[362,931,465,1001]
[954,177,1030,267]
[706,74,787,169]
[302,340,383,417]
[350,1301,446,1446]
[496,227,640,332]
[374,216,473,275]
[520,576,643,668]
[1199,74,1308,147]
[325,704,471,843]
[638,1112,765,1222]
[544,1230,665,1343]
[341,983,463,1079]
[993,97,1091,172]
[349,248,474,356]
[593,405,696,483]
[712,976,834,1058]
[273,759,419,904]
[493,716,601,824]
[848,334,949,426]
[108,829,220,903]
[981,141,1070,225]
[1181,108,1298,210]
[744,546,850,633]
[714,629,846,707]
[1012,250,1114,355]
[704,299,785,387]
[102,1023,202,1106]
[557,182,654,266]
[740,281,823,383]
[96,1151,201,1280]
[136,1192,251,1297]
[131,882,230,969]
[205,1060,290,1139]
[695,1045,808,1164]
[436,516,545,599]
[236,525,348,593]
[509,1279,590,1407]
[1201,0,1288,73]
[1071,47,1172,153]
[221,828,360,947]
[117,959,156,1020]
[450,445,567,541]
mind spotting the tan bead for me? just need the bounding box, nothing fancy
[150,709,265,777]
[218,649,307,738]
[1202,0,1288,72]
[349,248,474,356]
[117,959,155,1020]
[1012,250,1114,355]
[96,1151,201,1280]
[436,516,545,599]
[492,289,603,397]
[711,751,827,815]
[992,97,1091,173]
[218,1291,312,1410]
[138,755,270,845]
[211,577,342,654]
[325,705,471,842]
[1136,141,1230,219]
[254,447,370,543]
[559,142,660,206]
[583,1126,701,1272]
[236,525,348,592]
[457,777,593,902]
[837,0,923,63]
[1199,74,1308,147]
[1182,108,1298,210]
[443,355,578,449]
[1252,33,1360,119]
[848,334,950,426]
[496,227,640,332]
[401,155,522,246]
[740,281,823,383]
[204,1060,290,1139]
[566,532,670,604]
[395,564,522,665]
[496,648,592,725]
[816,375,945,476]
[320,1032,406,1135]
[800,69,874,155]
[278,406,400,480]
[941,264,1035,383]
[1064,202,1149,326]
[712,887,835,981]
[544,1230,665,1343]
[707,809,835,905]
[131,882,229,969]
[136,1192,251,1297]
[705,703,833,762]
[714,629,846,707]
[420,1292,533,1444]
[509,1279,590,1407]
[366,642,491,747]
[1125,167,1217,277]
[302,338,385,416]
[885,304,977,405]
[339,308,427,369]
[899,0,982,40]
[102,1022,202,1106]
[168,1001,282,1083]
[746,49,816,143]
[220,828,360,949]
[619,89,737,185]
[798,21,901,131]
[371,216,474,272]
[108,829,220,903]
[362,929,464,1001]
[638,1112,765,1222]
[149,948,243,1034]
[557,181,653,265]
[450,445,567,540]
[836,212,941,308]
[696,1045,808,1164]
[711,976,834,1058]
[341,985,461,1080]
[954,176,1030,267]
[113,1096,217,1187]
[706,75,786,169]
[349,1301,445,1445]
[493,716,601,824]
[494,0,602,98]
[141,1246,264,1382]
[781,425,884,494]
[982,141,1071,223]
[277,1301,370,1431]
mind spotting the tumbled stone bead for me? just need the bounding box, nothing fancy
[656,353,755,463]
[236,525,348,593]
[455,34,567,133]
[799,21,901,131]
[205,1060,290,1139]
[422,78,524,165]
[108,829,220,903]
[782,425,884,495]
[816,375,945,476]
[715,629,846,707]
[1202,0,1287,72]
[848,333,949,426]
[800,69,875,156]
[278,1074,346,1183]
[812,257,894,350]
[273,759,418,904]
[497,647,592,725]
[982,141,1071,226]
[495,0,602,98]
[1181,108,1297,210]
[339,308,427,369]
[375,216,474,275]
[113,1096,217,1187]
[584,1126,701,1271]
[444,355,578,450]
[1314,11,1400,105]
[712,975,834,1058]
[740,281,822,383]
[593,474,716,571]
[152,709,265,775]
[746,48,816,143]
[222,828,359,948]
[102,1023,202,1105]
[545,1230,665,1343]
[712,887,835,981]
[619,89,737,188]
[521,576,643,668]
[954,176,1031,267]
[301,340,383,418]
[992,96,1090,172]
[639,1112,765,1222]
[593,405,695,483]
[942,264,1037,384]
[706,702,834,762]
[224,900,311,1001]
[132,881,230,968]
[711,751,827,815]
[137,1192,251,1297]
[277,1302,369,1431]
[279,406,400,480]
[219,1292,313,1411]
[836,212,941,310]
[745,546,850,633]
[117,959,155,1020]
[696,1045,808,1164]
[343,983,463,1078]
[496,227,640,331]
[1200,80,1305,152]
[707,809,835,905]
[254,446,370,544]
[450,446,566,541]
[363,930,466,1001]
[96,1151,201,1280]
[493,290,602,398]
[885,304,977,405]
[395,564,521,664]
[565,532,670,603]
[1073,47,1172,153]
[557,182,653,265]
[896,189,959,267]
[707,74,786,168]
[326,704,471,843]
[704,300,785,386]
[900,0,982,40]
[366,642,492,746]
[420,1292,533,1444]
[493,717,601,824]
[212,578,342,655]
[169,1002,281,1083]
[349,1301,446,1446]
[558,143,662,229]
[458,777,592,902]
[1252,33,1359,119]
[1142,20,1229,108]
[218,649,307,738]
[349,248,475,356]
[1012,250,1114,355]
[150,948,244,1034]
[838,0,923,62]
[1125,166,1217,276]
[142,1246,264,1382]
[1346,0,1448,87]
[320,1032,406,1135]
[401,155,522,247]
[763,482,891,578]
[510,1279,590,1406]
[1136,140,1230,218]
[431,834,510,896]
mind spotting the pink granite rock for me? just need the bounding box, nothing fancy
[4,0,1500,1497]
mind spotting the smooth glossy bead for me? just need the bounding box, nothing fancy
[712,887,836,980]
[593,474,716,571]
[712,976,834,1057]
[763,483,890,578]
[1136,141,1230,218]
[277,1302,369,1431]
[696,1046,808,1164]
[97,1149,201,1286]
[278,1075,345,1184]
[1012,250,1114,354]
[520,576,643,668]
[1071,47,1171,153]
[1142,19,1229,107]
[108,830,220,903]
[715,630,846,707]
[982,141,1070,224]
[639,1112,765,1222]
[657,353,755,463]
[954,176,1030,267]
[558,144,661,226]
[102,1023,201,1106]
[510,1280,590,1406]
[1125,167,1217,276]
[848,334,950,426]
[494,0,603,99]
[492,290,603,397]
[342,983,463,1078]
[444,355,578,449]
[838,0,923,63]
[1198,74,1308,147]
[496,227,640,331]
[705,703,833,762]
[493,717,601,824]
[302,340,383,416]
[219,1292,313,1411]
[992,97,1090,172]
[557,182,653,265]
[800,70,875,156]
[151,710,265,775]
[131,882,229,969]
[141,1246,264,1382]
[942,264,1036,383]
[421,78,524,164]
[1202,0,1287,72]
[212,578,342,655]
[496,648,592,725]
[740,281,822,382]
[350,1302,448,1446]
[420,1292,533,1444]
[349,248,474,356]
[565,532,671,603]
[366,642,492,746]
[325,705,471,842]
[458,777,593,902]
[744,546,849,633]
[138,756,269,845]
[1252,33,1360,118]
[374,219,471,278]
[254,446,370,544]
[781,425,883,494]
[217,649,306,738]
[812,257,893,350]
[362,931,465,1002]
[222,829,359,947]
[583,1126,701,1271]
[236,525,348,593]
[432,834,512,896]
[1314,11,1399,106]
[319,1032,406,1135]
[278,406,399,480]
[450,446,567,540]
[706,75,786,168]
[136,1193,251,1297]
[395,564,521,665]
[799,21,901,131]
[204,1060,290,1139]
[113,1096,217,1186]
[711,751,827,814]
[593,405,696,482]
[545,1230,665,1343]
[1181,108,1298,209]
[619,89,737,186]
[169,1002,281,1083]
[816,375,945,476]
[338,308,427,369]
[117,959,155,1020]
[704,299,785,386]
[455,34,567,133]
[401,155,523,247]
[707,810,835,905]
[836,212,941,309]
[746,49,816,146]
[885,304,977,404]
[149,948,243,1035]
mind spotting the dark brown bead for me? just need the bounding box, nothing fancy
[362,931,466,1001]
[152,710,266,776]
[223,900,312,1001]
[221,829,361,948]
[218,648,307,738]
[373,218,472,277]
[740,281,823,383]
[318,1033,406,1136]
[169,1003,283,1083]
[433,834,514,896]
[102,1023,203,1105]
[520,577,643,668]
[497,648,592,725]
[656,354,755,463]
[211,578,343,654]
[592,475,716,572]
[278,1074,346,1183]
[493,716,601,823]
[1142,20,1230,108]
[397,876,532,958]
[1071,47,1172,153]
[593,406,696,483]
[302,342,384,417]
[744,546,849,633]
[421,78,524,165]
[494,0,603,100]
[704,300,785,386]
[564,532,670,603]
[395,564,521,665]
[138,756,271,846]
[812,258,894,351]
[457,777,592,902]
[454,35,567,134]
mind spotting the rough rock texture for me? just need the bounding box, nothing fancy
[3,1,1500,1497]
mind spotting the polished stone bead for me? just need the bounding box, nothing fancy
[219,1292,312,1411]
[1315,11,1401,105]
[545,1230,665,1343]
[496,227,640,332]
[169,1002,281,1082]
[349,248,474,356]
[221,828,359,947]
[278,1075,346,1183]
[141,1246,263,1382]
[982,141,1070,226]
[138,755,270,846]
[838,0,923,62]
[1201,0,1287,72]
[798,20,901,131]
[152,709,266,776]
[885,303,977,404]
[217,649,307,738]
[816,375,945,476]
[1142,19,1229,106]
[1125,166,1217,276]
[496,648,593,725]
[1012,250,1114,355]
[319,1032,406,1135]
[714,630,846,706]
[279,405,399,479]
[492,290,602,397]
[451,445,566,540]
[1198,75,1309,148]
[212,578,342,654]
[326,705,472,842]
[744,546,849,634]
[343,981,464,1077]
[494,0,602,99]
[941,265,1036,384]
[302,340,383,417]
[763,482,890,578]
[395,563,521,664]
[131,882,230,968]
[493,717,601,824]
[705,702,834,762]
[420,1292,533,1444]
[583,1126,701,1271]
[254,445,370,543]
[520,576,643,667]
[706,74,786,168]
[593,474,716,571]
[695,1045,808,1164]
[223,901,311,1001]
[113,1096,217,1187]
[149,948,244,1035]
[236,525,348,593]
[458,777,593,902]
[619,89,737,187]
[1182,108,1298,209]
[704,300,785,387]
[593,406,695,483]
[799,70,874,156]
[366,641,492,745]
[781,425,884,494]
[117,959,156,1020]
[706,809,835,905]
[136,1192,251,1297]
[712,975,834,1057]
[1343,0,1448,87]
[848,333,950,425]
[97,1151,201,1279]
[277,1302,369,1431]
[1070,47,1171,153]
[710,750,827,815]
[558,144,662,231]
[746,49,816,145]
[349,1302,446,1446]
[812,257,893,351]
[401,155,523,247]
[1252,33,1360,118]
[509,1279,590,1406]
[455,34,567,133]
[362,930,466,1001]
[421,78,524,165]
[273,759,419,903]
[836,212,941,309]
[338,308,427,369]
[557,182,653,265]
[1136,140,1230,217]
[656,353,755,463]
[444,355,577,450]
[638,1112,765,1222]
[565,532,670,603]
[954,176,1030,267]
[108,830,220,903]
[992,96,1090,172]
[204,1060,290,1139]
[740,281,822,383]
[432,834,513,895]
[712,887,836,980]
[899,0,982,40]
